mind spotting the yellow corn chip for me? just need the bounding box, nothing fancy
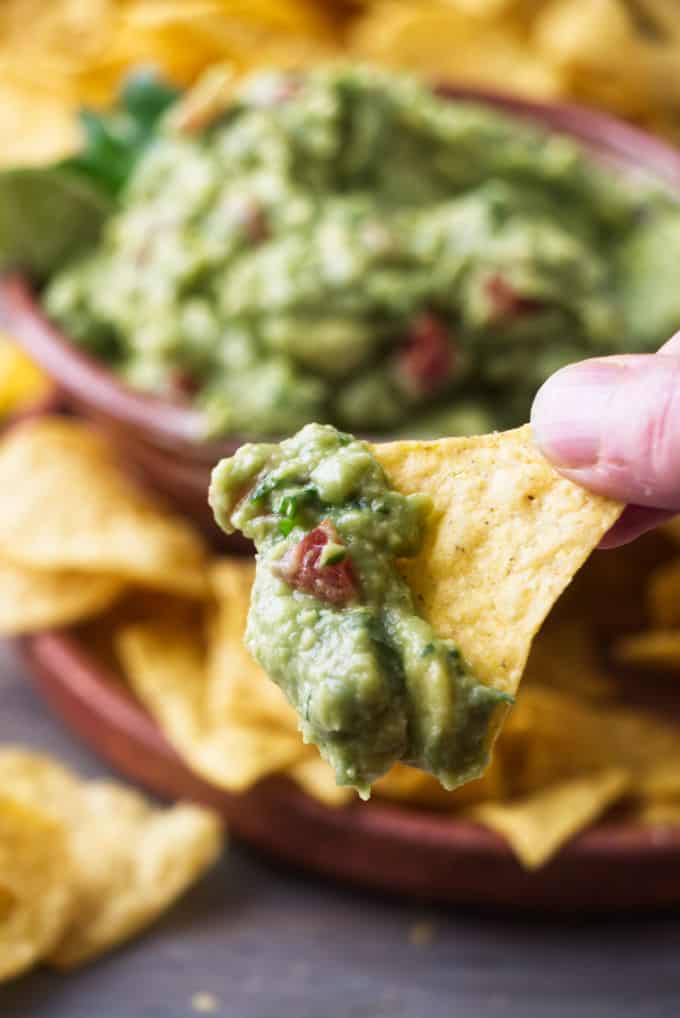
[0,419,208,597]
[614,629,680,670]
[638,761,680,801]
[648,558,680,628]
[208,560,302,730]
[117,616,305,792]
[628,801,680,828]
[0,748,222,968]
[0,794,73,982]
[0,335,50,417]
[373,425,622,696]
[0,557,122,635]
[373,760,505,811]
[522,617,614,701]
[287,756,354,807]
[471,768,629,869]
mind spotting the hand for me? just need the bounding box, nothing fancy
[531,333,680,549]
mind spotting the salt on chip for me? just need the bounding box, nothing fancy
[117,614,305,792]
[373,425,622,697]
[0,419,208,597]
[470,769,629,869]
[0,748,222,968]
[0,794,73,982]
[0,557,122,635]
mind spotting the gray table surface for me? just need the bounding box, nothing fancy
[2,641,680,1018]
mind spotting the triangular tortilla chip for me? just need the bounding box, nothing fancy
[0,418,208,598]
[470,768,630,869]
[0,749,221,968]
[0,794,74,982]
[373,424,622,695]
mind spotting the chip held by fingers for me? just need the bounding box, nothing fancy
[209,423,622,797]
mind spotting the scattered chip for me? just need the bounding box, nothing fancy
[0,748,222,969]
[647,558,680,628]
[0,418,208,597]
[0,794,74,982]
[470,769,630,869]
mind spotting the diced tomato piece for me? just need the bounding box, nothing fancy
[274,520,359,607]
[238,200,269,244]
[483,273,545,323]
[396,312,456,397]
[167,368,200,400]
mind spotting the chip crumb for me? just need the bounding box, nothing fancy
[191,992,220,1013]
[409,920,436,947]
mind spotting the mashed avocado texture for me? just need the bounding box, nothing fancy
[46,65,680,440]
[210,423,511,796]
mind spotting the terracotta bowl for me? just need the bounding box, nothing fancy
[2,86,680,546]
[19,627,680,911]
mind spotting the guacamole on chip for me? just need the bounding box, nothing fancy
[210,423,622,795]
[45,65,680,440]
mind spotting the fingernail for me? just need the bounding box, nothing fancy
[531,359,626,468]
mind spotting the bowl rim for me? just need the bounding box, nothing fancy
[2,82,680,461]
[18,626,680,911]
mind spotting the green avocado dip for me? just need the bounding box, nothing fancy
[209,423,512,796]
[44,64,680,441]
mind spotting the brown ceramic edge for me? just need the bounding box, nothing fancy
[19,628,680,863]
[1,85,679,468]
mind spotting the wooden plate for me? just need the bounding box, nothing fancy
[19,630,680,912]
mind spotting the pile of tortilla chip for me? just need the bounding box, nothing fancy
[350,0,680,143]
[3,415,680,873]
[1,0,680,169]
[0,0,340,166]
[0,746,222,983]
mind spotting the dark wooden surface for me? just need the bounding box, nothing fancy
[2,641,680,1018]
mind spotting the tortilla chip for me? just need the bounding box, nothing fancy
[638,761,680,801]
[0,557,122,635]
[0,419,208,597]
[373,760,505,811]
[522,617,614,701]
[614,629,680,670]
[0,794,73,982]
[286,756,354,807]
[648,559,680,628]
[117,614,305,792]
[0,748,222,968]
[471,769,629,869]
[497,685,680,796]
[208,559,301,731]
[373,425,622,696]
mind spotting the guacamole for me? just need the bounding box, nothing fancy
[209,423,511,795]
[44,65,680,440]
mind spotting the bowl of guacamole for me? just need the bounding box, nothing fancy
[2,64,680,533]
